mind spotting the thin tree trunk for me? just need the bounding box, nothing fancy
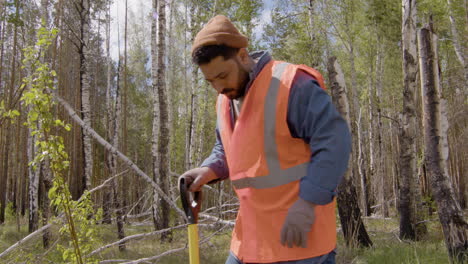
[446,0,468,86]
[399,0,426,240]
[121,0,129,216]
[155,0,171,238]
[27,129,40,232]
[112,60,126,251]
[0,126,8,224]
[357,109,370,216]
[328,56,372,248]
[41,159,53,249]
[186,3,198,170]
[40,0,53,249]
[151,0,160,231]
[367,70,376,215]
[79,0,93,191]
[23,34,38,224]
[375,44,388,217]
[0,3,5,100]
[103,0,112,225]
[1,2,19,224]
[15,109,23,231]
[419,24,468,263]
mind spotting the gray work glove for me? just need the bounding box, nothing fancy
[280,197,316,248]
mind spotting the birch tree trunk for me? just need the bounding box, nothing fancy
[103,0,112,225]
[25,61,39,232]
[121,0,129,213]
[375,43,388,217]
[155,0,171,237]
[186,3,198,170]
[419,24,468,263]
[112,60,126,251]
[151,0,160,231]
[79,0,93,191]
[27,128,40,232]
[328,56,372,248]
[367,70,376,214]
[399,0,426,240]
[446,0,468,86]
[356,109,370,216]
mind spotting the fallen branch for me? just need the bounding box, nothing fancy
[118,246,186,264]
[54,93,185,219]
[199,213,235,227]
[0,224,51,258]
[0,170,129,258]
[112,222,233,264]
[88,224,187,257]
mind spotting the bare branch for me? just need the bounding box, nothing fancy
[86,169,129,197]
[53,92,186,219]
[88,224,187,257]
[376,114,401,127]
[118,246,186,264]
[199,213,235,227]
[109,222,233,264]
[0,224,51,258]
[0,169,132,258]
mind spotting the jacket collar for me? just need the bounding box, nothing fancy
[244,51,272,95]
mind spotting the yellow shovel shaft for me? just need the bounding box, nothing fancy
[188,224,200,264]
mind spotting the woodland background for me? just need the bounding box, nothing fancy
[0,0,466,263]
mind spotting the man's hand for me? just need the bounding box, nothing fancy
[280,198,316,248]
[179,167,218,192]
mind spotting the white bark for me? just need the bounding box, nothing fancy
[81,0,93,191]
[376,44,387,217]
[446,0,468,84]
[367,72,376,211]
[187,5,198,170]
[399,0,424,240]
[328,56,372,247]
[331,58,350,125]
[432,34,451,181]
[27,128,40,232]
[419,25,468,262]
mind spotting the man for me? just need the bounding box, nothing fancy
[179,15,351,264]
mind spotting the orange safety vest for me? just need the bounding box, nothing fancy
[216,60,336,263]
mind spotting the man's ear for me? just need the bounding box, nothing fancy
[237,48,249,64]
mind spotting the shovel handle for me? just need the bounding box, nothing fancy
[179,177,202,224]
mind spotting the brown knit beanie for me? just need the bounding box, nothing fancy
[191,15,248,55]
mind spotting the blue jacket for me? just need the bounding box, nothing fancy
[201,51,351,205]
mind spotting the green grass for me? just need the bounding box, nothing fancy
[336,216,451,264]
[0,214,452,264]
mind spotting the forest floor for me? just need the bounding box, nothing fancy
[0,211,452,264]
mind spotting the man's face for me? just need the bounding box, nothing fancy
[199,52,250,100]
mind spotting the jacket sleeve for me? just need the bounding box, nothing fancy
[287,70,351,205]
[200,123,229,182]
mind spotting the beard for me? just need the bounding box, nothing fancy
[230,60,250,100]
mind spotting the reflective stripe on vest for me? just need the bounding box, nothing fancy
[231,62,308,190]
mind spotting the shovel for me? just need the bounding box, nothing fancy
[179,178,202,264]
